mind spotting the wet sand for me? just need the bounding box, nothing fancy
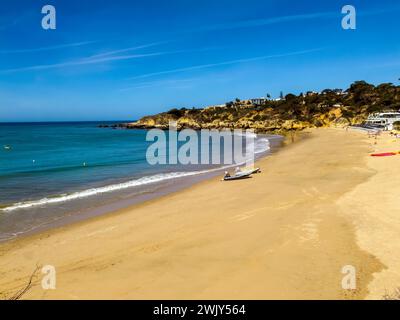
[0,128,392,299]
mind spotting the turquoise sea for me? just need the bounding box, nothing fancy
[0,122,282,241]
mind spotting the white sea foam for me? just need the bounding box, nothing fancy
[235,132,270,155]
[1,171,206,212]
[254,137,270,154]
[1,135,271,212]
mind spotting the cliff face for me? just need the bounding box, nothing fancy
[122,81,400,133]
[127,106,349,133]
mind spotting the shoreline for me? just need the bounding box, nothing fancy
[0,133,284,243]
[0,128,395,299]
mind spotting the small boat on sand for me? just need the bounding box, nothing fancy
[223,171,252,181]
[222,167,261,181]
[239,167,261,175]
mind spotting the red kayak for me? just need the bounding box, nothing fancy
[370,152,397,157]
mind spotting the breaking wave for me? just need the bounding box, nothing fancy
[1,135,271,212]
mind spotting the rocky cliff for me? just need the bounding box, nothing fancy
[106,81,400,133]
[127,106,354,133]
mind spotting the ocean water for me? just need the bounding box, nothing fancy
[0,122,282,241]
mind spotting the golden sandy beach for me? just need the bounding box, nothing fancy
[0,128,399,300]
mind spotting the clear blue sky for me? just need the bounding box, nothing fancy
[1,0,399,121]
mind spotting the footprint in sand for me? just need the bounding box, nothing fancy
[301,187,328,200]
[231,213,257,222]
[299,221,319,243]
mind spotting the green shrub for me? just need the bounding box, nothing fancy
[393,121,400,130]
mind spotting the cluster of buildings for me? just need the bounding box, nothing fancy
[204,89,349,110]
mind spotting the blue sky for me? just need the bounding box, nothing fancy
[0,0,399,121]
